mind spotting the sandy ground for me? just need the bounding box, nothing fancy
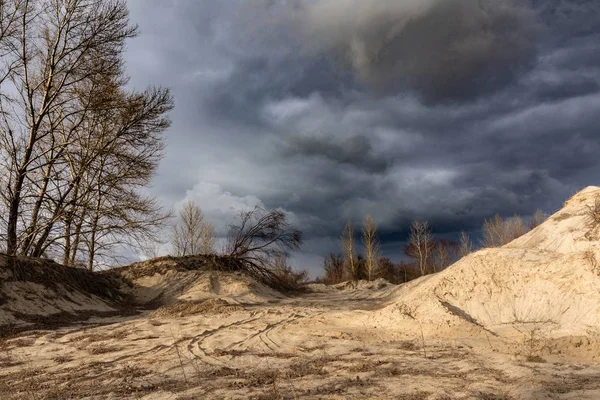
[2,281,600,400]
[4,186,600,399]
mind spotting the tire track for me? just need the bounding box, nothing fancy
[185,314,265,366]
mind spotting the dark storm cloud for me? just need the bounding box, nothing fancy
[282,134,389,174]
[204,56,354,127]
[125,0,600,272]
[527,76,599,103]
[296,0,539,103]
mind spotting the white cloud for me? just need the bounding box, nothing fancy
[178,181,265,235]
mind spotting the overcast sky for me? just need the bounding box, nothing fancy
[124,0,600,274]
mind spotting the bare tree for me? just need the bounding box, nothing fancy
[459,230,473,257]
[362,214,380,281]
[1,0,139,255]
[200,221,216,255]
[341,220,358,281]
[322,253,346,284]
[226,207,302,289]
[529,209,546,229]
[0,0,22,92]
[407,221,434,276]
[433,239,459,271]
[171,200,215,256]
[0,1,173,268]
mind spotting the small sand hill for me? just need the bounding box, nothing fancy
[116,255,286,306]
[0,255,124,329]
[0,254,285,330]
[375,186,600,343]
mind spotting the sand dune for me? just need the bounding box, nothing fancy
[374,186,600,345]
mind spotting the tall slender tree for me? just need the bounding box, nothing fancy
[362,214,380,281]
[341,220,358,281]
[406,221,434,276]
[459,230,473,257]
[171,200,216,256]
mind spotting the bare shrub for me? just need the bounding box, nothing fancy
[226,207,303,291]
[586,197,600,224]
[524,328,546,363]
[584,250,599,275]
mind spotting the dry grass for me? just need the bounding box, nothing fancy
[9,337,36,347]
[347,359,389,372]
[284,356,336,379]
[1,255,128,302]
[149,298,243,318]
[302,375,375,397]
[0,364,172,400]
[475,391,515,400]
[75,330,129,343]
[552,212,573,222]
[586,197,600,223]
[52,355,73,364]
[240,369,280,388]
[525,355,546,363]
[0,349,23,368]
[4,309,140,337]
[88,344,123,355]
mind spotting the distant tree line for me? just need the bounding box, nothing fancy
[0,1,173,270]
[167,200,547,288]
[318,209,546,285]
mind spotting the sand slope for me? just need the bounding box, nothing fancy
[375,186,600,342]
[0,255,124,329]
[0,255,287,330]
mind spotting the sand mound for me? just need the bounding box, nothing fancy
[0,254,285,331]
[117,256,286,306]
[0,255,126,330]
[376,186,600,342]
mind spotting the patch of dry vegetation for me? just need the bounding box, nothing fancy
[2,255,129,302]
[88,344,123,355]
[149,298,243,318]
[586,197,600,223]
